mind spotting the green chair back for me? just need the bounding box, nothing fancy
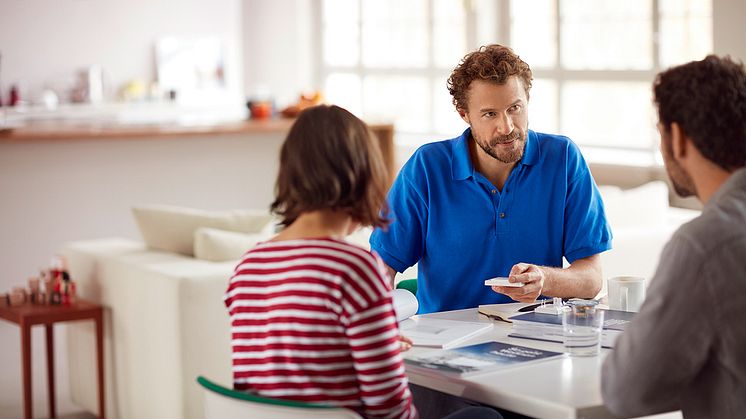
[197,376,362,419]
[396,278,418,295]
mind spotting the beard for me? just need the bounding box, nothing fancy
[661,134,696,197]
[473,129,527,164]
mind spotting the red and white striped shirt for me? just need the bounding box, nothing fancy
[224,238,417,419]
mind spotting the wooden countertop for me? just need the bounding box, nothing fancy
[0,118,299,143]
[0,116,398,184]
[0,118,394,142]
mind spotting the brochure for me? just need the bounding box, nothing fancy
[510,308,635,331]
[508,308,634,348]
[405,341,564,377]
[398,317,494,349]
[508,327,623,348]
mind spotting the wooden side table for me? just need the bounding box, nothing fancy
[0,299,105,419]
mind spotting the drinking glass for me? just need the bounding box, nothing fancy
[562,300,604,356]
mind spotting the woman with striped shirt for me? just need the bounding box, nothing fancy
[225,105,500,419]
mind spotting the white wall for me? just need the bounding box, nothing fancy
[241,0,315,108]
[0,0,245,416]
[0,131,285,418]
[0,0,243,104]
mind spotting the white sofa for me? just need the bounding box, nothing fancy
[62,205,277,419]
[63,239,236,419]
[596,181,699,283]
[61,183,699,419]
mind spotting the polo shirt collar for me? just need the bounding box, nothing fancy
[451,128,541,181]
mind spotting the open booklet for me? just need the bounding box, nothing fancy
[392,289,494,349]
[404,341,564,378]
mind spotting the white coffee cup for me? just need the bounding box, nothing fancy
[607,276,646,312]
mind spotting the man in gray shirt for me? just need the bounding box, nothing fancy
[602,55,746,418]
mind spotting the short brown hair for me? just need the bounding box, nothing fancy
[654,55,746,171]
[447,44,533,111]
[271,105,390,228]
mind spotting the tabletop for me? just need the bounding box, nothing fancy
[402,308,616,419]
[0,299,102,326]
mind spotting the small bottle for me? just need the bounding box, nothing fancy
[39,273,48,305]
[9,84,20,106]
[69,281,77,304]
[51,280,62,305]
[61,271,72,305]
[28,277,40,304]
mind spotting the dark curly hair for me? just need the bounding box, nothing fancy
[447,44,533,111]
[654,55,746,171]
[271,105,390,229]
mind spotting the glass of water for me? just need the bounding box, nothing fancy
[562,300,604,356]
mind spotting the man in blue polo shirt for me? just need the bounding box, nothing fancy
[370,44,612,314]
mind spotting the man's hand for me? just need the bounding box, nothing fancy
[488,255,602,301]
[489,263,546,302]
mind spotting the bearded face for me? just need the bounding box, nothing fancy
[472,126,527,164]
[460,77,530,166]
[659,124,697,197]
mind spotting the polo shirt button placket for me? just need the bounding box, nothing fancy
[489,188,500,234]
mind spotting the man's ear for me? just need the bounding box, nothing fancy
[458,108,470,124]
[670,122,688,159]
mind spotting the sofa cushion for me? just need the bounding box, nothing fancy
[598,181,670,229]
[132,205,275,256]
[346,226,374,250]
[194,227,269,262]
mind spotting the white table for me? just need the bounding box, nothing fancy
[402,308,665,419]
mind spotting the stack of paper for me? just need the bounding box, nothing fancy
[398,317,494,349]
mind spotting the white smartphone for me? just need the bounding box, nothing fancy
[484,277,525,287]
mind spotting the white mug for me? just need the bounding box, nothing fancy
[607,276,646,312]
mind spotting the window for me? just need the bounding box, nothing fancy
[317,0,712,163]
[514,0,712,164]
[320,0,469,144]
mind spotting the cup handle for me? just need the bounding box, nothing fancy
[622,287,628,311]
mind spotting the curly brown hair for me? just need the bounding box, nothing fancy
[271,105,391,229]
[654,55,746,171]
[447,44,533,111]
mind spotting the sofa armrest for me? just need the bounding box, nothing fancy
[61,238,235,419]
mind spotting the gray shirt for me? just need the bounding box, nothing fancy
[602,168,746,418]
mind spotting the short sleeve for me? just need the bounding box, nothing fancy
[370,156,428,273]
[562,142,613,262]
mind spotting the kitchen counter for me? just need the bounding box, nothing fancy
[0,116,396,185]
[0,118,296,142]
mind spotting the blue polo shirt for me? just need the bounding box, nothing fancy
[370,128,612,314]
